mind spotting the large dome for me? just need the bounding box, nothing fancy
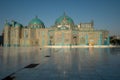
[29,16,45,28]
[55,13,74,25]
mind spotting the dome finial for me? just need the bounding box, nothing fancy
[5,19,8,24]
[64,12,66,16]
[91,20,94,27]
[35,16,38,19]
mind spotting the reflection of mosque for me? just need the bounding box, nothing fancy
[4,13,110,47]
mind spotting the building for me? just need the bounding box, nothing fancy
[3,13,110,47]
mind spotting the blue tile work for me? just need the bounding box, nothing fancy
[85,35,88,45]
[0,47,120,80]
[98,32,102,45]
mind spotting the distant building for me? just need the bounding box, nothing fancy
[3,13,110,47]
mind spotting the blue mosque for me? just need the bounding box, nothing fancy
[3,13,110,47]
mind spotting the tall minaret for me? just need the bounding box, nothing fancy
[4,20,11,47]
[14,23,21,47]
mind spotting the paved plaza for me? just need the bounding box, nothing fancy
[0,47,120,80]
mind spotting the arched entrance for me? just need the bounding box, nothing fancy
[73,35,78,45]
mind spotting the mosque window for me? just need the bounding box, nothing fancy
[38,25,39,28]
[24,30,28,38]
[31,30,36,38]
[50,36,53,39]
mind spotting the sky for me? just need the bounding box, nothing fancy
[0,0,120,35]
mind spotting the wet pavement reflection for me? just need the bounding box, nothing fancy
[0,47,120,80]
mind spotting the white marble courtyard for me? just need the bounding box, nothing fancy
[0,47,120,80]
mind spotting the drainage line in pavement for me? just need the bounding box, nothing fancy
[2,63,39,80]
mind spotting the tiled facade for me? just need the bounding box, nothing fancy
[4,14,110,47]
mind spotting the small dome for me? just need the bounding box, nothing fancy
[4,20,11,27]
[15,23,21,27]
[5,23,11,27]
[29,16,45,28]
[55,13,74,25]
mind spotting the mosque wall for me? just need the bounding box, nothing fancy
[3,14,110,47]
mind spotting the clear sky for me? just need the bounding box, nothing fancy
[0,0,120,35]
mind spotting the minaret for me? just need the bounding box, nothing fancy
[4,20,11,47]
[91,20,94,27]
[14,23,21,47]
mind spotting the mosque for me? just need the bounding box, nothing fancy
[3,13,110,47]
